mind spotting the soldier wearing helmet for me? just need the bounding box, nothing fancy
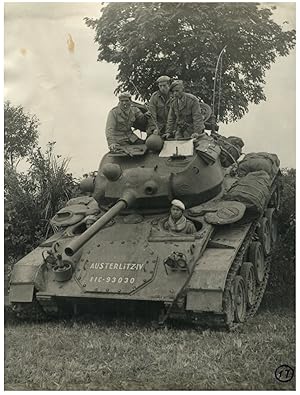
[148,75,172,136]
[165,80,205,139]
[105,92,149,151]
[163,199,196,234]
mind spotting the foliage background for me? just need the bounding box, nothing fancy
[4,3,295,176]
[266,168,295,307]
[4,102,77,260]
[85,2,295,122]
[4,101,39,167]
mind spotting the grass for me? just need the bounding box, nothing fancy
[4,306,295,390]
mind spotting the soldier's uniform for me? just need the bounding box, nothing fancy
[105,104,146,148]
[163,199,196,234]
[149,76,172,134]
[163,217,196,234]
[166,91,205,139]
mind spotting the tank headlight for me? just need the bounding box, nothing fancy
[164,252,188,271]
[102,163,122,181]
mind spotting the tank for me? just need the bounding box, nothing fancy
[8,122,281,329]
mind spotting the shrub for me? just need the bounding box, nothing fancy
[266,168,295,307]
[4,142,77,259]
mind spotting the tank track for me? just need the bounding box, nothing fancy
[186,176,279,331]
[189,221,272,331]
[222,220,271,331]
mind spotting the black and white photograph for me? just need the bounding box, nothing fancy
[4,1,296,390]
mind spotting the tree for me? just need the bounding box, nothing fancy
[85,3,295,122]
[4,101,39,167]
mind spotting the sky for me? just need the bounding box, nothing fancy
[4,2,296,177]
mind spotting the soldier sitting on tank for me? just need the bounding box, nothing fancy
[163,199,196,234]
[105,92,152,151]
[148,75,172,136]
[164,80,205,139]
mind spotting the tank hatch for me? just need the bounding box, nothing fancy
[75,240,157,294]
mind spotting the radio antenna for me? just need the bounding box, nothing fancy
[211,45,227,122]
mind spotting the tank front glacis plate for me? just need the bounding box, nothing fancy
[75,240,158,294]
[37,220,205,303]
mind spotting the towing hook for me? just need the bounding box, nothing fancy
[43,250,56,266]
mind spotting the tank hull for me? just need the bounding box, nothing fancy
[32,220,249,309]
[9,192,275,329]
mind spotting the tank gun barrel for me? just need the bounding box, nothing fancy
[64,199,127,257]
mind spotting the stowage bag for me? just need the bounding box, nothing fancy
[216,135,244,167]
[238,152,280,178]
[224,170,271,214]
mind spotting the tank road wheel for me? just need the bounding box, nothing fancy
[248,242,265,284]
[233,275,247,323]
[258,217,271,256]
[240,262,256,307]
[266,208,278,245]
[223,275,247,326]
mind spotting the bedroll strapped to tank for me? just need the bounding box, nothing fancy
[224,170,271,215]
[237,152,280,179]
[212,134,244,167]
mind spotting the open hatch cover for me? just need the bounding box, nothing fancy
[159,140,193,157]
